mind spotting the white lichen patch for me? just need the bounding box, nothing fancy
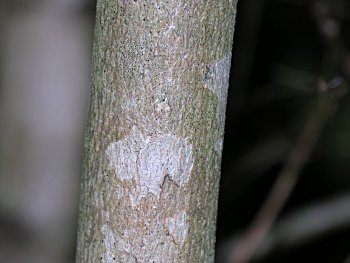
[106,128,194,206]
[115,217,183,262]
[94,172,104,208]
[166,210,188,245]
[101,224,116,263]
[117,230,132,254]
[214,137,224,158]
[204,53,232,135]
[155,99,171,116]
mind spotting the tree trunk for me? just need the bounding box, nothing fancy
[76,0,238,262]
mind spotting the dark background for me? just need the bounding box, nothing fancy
[1,0,349,262]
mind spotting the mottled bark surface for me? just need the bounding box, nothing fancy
[76,0,238,262]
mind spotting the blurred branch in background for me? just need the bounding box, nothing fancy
[0,1,94,262]
[218,192,350,262]
[228,75,347,263]
[217,0,350,262]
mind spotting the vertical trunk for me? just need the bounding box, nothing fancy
[76,0,238,262]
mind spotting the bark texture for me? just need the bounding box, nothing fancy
[76,0,238,262]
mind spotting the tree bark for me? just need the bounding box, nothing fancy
[76,0,238,262]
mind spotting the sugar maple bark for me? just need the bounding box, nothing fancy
[76,1,238,262]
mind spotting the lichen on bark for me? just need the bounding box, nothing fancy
[76,0,238,262]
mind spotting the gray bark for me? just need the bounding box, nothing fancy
[76,0,238,262]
